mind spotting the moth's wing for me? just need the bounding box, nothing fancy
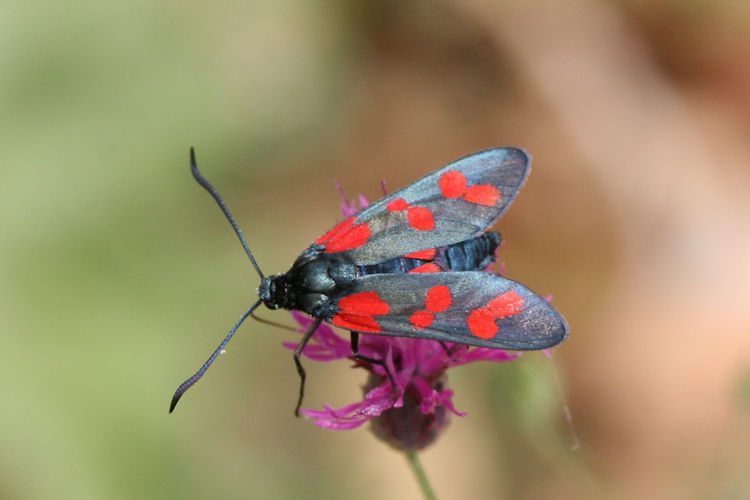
[315,148,530,265]
[327,272,567,350]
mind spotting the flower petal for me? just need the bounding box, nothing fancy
[300,380,397,430]
[433,389,467,417]
[301,403,372,430]
[283,311,352,360]
[450,347,521,366]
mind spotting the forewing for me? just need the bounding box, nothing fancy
[328,272,567,350]
[315,148,530,265]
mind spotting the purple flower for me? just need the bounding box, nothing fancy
[281,183,520,450]
[284,314,518,440]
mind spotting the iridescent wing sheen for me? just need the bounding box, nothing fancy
[327,272,568,350]
[315,148,530,265]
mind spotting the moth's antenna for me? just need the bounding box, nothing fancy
[190,147,264,280]
[170,299,263,413]
[170,149,267,413]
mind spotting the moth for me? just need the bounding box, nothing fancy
[170,148,568,414]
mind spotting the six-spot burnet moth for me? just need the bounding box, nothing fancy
[170,147,568,415]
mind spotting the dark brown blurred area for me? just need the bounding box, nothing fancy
[285,1,750,497]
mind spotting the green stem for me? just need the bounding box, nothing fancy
[405,449,437,500]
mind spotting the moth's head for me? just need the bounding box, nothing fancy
[258,275,284,309]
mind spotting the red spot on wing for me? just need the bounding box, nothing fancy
[486,291,524,318]
[440,171,501,207]
[425,285,452,313]
[407,207,435,231]
[333,291,390,334]
[463,185,501,206]
[409,310,434,329]
[409,262,442,273]
[324,222,372,253]
[387,198,410,211]
[404,248,437,260]
[467,290,525,340]
[332,313,382,333]
[440,171,467,198]
[467,308,498,339]
[337,291,390,315]
[316,216,354,245]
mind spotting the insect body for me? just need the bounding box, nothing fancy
[258,232,502,321]
[170,147,568,415]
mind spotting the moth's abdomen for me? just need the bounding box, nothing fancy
[358,256,432,276]
[444,231,501,272]
[356,231,501,276]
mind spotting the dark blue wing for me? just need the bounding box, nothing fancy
[315,148,530,265]
[327,272,567,351]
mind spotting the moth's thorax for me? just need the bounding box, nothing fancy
[258,247,357,317]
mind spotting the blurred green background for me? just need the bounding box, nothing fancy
[3,1,750,499]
